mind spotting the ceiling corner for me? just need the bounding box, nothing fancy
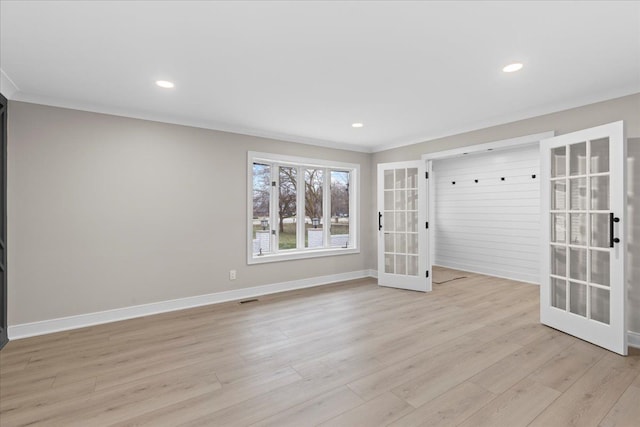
[0,69,20,99]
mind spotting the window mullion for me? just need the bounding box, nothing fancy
[323,168,330,248]
[271,163,279,255]
[296,166,305,249]
[349,170,354,248]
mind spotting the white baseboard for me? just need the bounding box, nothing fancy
[8,270,376,340]
[629,331,640,349]
[11,268,636,350]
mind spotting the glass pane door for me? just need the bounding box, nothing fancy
[541,121,626,355]
[378,161,428,292]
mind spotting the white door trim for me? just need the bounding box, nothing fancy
[421,131,555,161]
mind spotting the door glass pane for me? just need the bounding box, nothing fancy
[384,191,393,210]
[569,142,587,176]
[551,146,566,177]
[395,190,406,210]
[569,248,587,281]
[384,170,394,190]
[551,246,566,277]
[395,169,406,189]
[279,166,297,250]
[551,278,567,310]
[406,168,418,188]
[590,287,610,324]
[569,282,587,317]
[384,233,394,253]
[590,138,609,173]
[407,233,418,254]
[590,176,609,210]
[395,234,406,254]
[395,255,407,275]
[384,212,394,231]
[407,189,417,210]
[590,213,610,248]
[590,250,610,287]
[395,212,406,232]
[407,255,418,276]
[569,178,587,210]
[407,211,418,232]
[551,181,566,210]
[385,254,394,274]
[552,214,566,243]
[569,213,586,245]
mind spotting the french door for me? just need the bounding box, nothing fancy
[540,121,626,355]
[377,161,430,292]
[0,93,7,350]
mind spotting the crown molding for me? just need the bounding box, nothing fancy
[10,91,373,153]
[6,70,639,155]
[372,86,640,153]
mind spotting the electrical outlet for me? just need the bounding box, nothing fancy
[229,270,237,280]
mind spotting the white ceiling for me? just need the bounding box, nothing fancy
[1,1,639,152]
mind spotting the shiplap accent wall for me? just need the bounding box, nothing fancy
[433,145,540,283]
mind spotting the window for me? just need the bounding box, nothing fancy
[248,152,359,264]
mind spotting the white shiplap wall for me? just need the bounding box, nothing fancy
[433,145,540,283]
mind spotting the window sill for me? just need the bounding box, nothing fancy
[248,247,360,265]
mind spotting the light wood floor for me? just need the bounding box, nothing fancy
[1,268,639,426]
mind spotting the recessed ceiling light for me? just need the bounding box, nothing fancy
[155,80,175,88]
[502,63,523,73]
[352,123,364,128]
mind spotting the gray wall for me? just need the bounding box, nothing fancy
[7,101,374,325]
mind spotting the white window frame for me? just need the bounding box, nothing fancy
[247,151,360,264]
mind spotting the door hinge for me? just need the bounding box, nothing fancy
[271,230,276,235]
[425,221,429,229]
[272,181,276,187]
[425,172,429,179]
[426,271,429,278]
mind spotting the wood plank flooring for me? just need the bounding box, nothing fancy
[1,268,639,426]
